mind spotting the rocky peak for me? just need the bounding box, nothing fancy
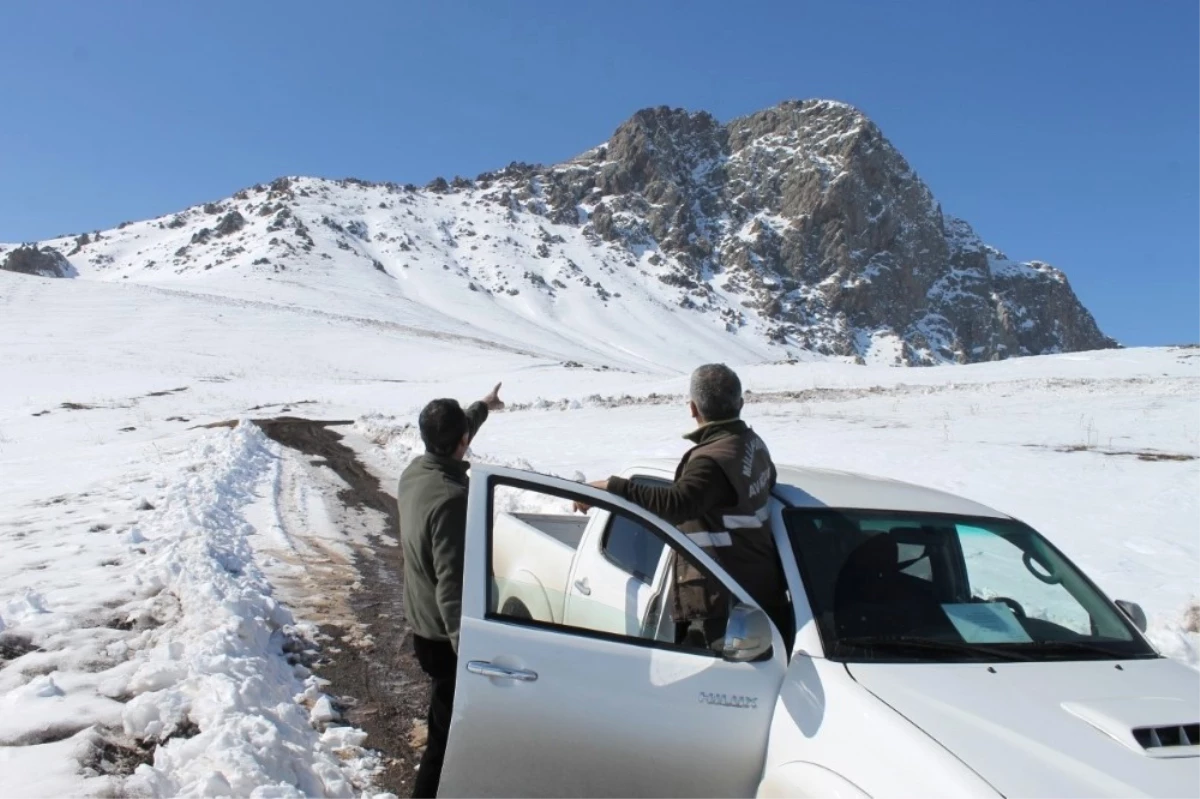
[598,106,723,195]
[481,98,1115,363]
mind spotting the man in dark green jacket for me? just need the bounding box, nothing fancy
[399,382,503,798]
[583,364,793,652]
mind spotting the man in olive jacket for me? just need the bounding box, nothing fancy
[584,364,792,652]
[399,383,503,798]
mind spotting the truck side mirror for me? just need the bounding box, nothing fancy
[721,603,774,662]
[1115,599,1147,633]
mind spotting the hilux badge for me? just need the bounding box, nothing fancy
[699,691,757,709]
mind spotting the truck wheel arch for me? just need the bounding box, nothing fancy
[757,761,870,799]
[501,597,532,619]
[497,568,556,623]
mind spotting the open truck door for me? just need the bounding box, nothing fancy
[439,465,789,798]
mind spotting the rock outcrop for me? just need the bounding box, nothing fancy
[1,245,76,278]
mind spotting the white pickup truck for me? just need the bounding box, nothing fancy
[439,460,1199,798]
[489,505,676,642]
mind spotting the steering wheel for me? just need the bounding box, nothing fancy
[1023,551,1061,585]
[990,596,1028,619]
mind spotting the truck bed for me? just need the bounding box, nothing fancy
[506,512,588,550]
[492,512,591,623]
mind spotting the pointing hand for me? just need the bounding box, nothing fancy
[483,382,504,411]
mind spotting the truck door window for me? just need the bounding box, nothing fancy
[601,513,665,583]
[486,476,732,656]
[601,477,669,583]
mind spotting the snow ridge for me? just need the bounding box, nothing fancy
[117,422,386,798]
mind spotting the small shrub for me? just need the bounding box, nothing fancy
[1184,603,1200,634]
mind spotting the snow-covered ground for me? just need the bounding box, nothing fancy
[1,268,1197,797]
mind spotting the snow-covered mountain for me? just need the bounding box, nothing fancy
[1,99,1114,370]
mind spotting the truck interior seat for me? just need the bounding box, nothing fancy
[833,533,945,638]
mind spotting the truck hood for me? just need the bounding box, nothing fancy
[848,657,1200,798]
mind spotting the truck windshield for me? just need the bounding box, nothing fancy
[782,508,1159,663]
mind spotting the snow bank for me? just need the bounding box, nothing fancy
[1144,602,1200,667]
[0,421,391,798]
[0,419,391,791]
[355,413,576,481]
[116,421,391,798]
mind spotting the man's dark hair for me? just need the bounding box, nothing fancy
[689,363,743,421]
[419,398,468,457]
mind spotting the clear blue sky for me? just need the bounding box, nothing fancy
[1,1,1195,345]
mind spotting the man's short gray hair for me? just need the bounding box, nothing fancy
[690,363,743,421]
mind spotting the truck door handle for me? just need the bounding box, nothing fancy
[466,661,538,682]
[574,577,591,596]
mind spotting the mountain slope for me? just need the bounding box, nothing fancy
[2,176,798,374]
[0,99,1115,371]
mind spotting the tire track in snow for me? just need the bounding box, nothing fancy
[248,446,361,636]
[247,417,431,797]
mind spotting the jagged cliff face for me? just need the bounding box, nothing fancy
[3,100,1115,368]
[477,100,1114,363]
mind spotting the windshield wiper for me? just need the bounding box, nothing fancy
[1022,640,1153,659]
[835,635,1034,662]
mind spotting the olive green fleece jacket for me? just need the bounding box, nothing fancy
[398,401,488,652]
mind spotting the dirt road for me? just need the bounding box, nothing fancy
[250,417,426,797]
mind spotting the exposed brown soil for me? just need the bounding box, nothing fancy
[0,633,40,663]
[82,731,156,777]
[1029,444,1198,462]
[248,417,427,797]
[246,399,319,412]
